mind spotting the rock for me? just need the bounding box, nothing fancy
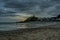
[24,16,39,22]
[57,15,60,18]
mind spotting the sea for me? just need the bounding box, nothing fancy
[0,0,60,31]
[0,21,60,31]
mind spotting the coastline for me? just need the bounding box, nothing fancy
[0,24,60,40]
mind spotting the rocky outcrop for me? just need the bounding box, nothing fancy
[57,15,60,18]
[17,15,60,23]
[24,16,39,22]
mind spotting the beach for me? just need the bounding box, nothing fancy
[0,24,60,40]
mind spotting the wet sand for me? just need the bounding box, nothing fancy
[0,25,60,40]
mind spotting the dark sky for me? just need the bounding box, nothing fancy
[0,0,60,22]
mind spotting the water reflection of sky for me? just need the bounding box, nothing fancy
[17,22,57,28]
[0,21,59,31]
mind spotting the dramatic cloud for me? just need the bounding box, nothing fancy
[0,0,60,22]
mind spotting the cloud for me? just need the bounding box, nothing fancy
[0,0,60,22]
[0,0,60,17]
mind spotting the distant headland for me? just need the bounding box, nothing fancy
[16,14,60,23]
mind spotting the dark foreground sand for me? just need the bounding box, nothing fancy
[0,25,60,40]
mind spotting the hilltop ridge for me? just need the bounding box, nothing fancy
[16,14,60,23]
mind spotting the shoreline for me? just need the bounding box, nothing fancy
[0,24,60,40]
[0,24,60,32]
[0,23,60,33]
